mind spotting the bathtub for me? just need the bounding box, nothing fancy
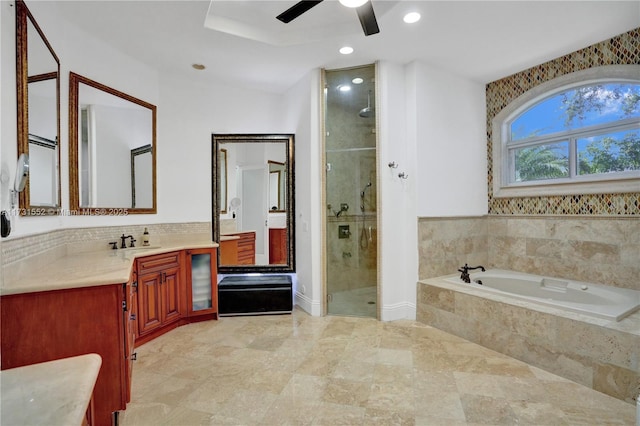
[443,269,640,322]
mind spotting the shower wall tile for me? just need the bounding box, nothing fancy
[326,215,378,293]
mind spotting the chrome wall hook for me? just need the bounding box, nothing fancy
[388,161,398,169]
[398,172,408,179]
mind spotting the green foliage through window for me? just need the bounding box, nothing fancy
[508,81,640,184]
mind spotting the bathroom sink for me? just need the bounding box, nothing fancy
[124,245,162,251]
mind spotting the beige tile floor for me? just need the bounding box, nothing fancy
[120,309,636,425]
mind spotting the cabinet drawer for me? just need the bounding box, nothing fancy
[137,251,180,274]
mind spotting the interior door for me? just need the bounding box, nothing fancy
[240,166,268,264]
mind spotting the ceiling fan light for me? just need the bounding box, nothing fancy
[339,0,368,8]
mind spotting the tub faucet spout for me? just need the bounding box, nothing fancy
[458,263,486,283]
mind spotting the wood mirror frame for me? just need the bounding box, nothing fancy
[212,134,295,274]
[69,72,157,214]
[16,0,61,214]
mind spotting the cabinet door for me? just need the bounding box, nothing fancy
[236,232,256,264]
[219,240,238,265]
[137,272,162,335]
[269,228,287,264]
[125,273,137,403]
[186,248,218,316]
[162,266,183,324]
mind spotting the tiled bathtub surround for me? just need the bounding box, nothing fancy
[417,278,640,404]
[417,215,640,403]
[418,216,487,281]
[418,216,639,291]
[1,222,212,269]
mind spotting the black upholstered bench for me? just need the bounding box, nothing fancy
[218,275,292,316]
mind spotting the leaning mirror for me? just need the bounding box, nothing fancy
[213,134,295,273]
[69,72,156,214]
[16,0,61,213]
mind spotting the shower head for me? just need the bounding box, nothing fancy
[360,181,372,197]
[359,90,374,118]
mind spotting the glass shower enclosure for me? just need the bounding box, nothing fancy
[323,64,378,318]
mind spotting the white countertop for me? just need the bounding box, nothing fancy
[220,230,256,235]
[0,354,102,426]
[1,237,219,296]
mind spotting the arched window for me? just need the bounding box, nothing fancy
[492,65,640,198]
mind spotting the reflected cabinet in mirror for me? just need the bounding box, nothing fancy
[213,134,295,273]
[16,0,61,213]
[69,72,157,214]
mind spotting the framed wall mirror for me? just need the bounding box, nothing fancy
[69,72,157,214]
[16,0,61,213]
[212,134,295,273]
[268,160,286,212]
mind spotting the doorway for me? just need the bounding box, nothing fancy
[323,64,378,318]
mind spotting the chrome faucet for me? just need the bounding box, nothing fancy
[458,263,485,283]
[120,234,136,248]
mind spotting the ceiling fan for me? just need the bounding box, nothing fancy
[276,0,380,36]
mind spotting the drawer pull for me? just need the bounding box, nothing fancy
[130,314,136,321]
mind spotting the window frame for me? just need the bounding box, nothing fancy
[492,65,640,198]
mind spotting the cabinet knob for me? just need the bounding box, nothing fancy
[130,314,136,321]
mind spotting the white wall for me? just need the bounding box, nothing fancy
[157,75,283,225]
[282,69,322,316]
[413,62,487,217]
[377,61,417,320]
[1,1,487,320]
[0,1,285,239]
[1,0,161,237]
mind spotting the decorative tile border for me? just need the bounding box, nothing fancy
[486,29,640,215]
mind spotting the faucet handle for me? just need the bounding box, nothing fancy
[130,238,136,248]
[109,242,118,250]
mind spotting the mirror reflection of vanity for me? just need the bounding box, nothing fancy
[16,0,61,213]
[69,72,157,213]
[212,134,295,273]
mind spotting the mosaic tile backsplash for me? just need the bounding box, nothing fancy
[486,28,640,215]
[1,222,212,268]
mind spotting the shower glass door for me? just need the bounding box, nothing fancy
[324,64,378,318]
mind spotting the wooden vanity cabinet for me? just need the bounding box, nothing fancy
[269,228,287,264]
[135,251,185,341]
[124,270,138,403]
[237,232,256,264]
[220,239,239,265]
[0,283,133,426]
[220,232,255,265]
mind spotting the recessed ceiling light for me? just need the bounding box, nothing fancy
[403,12,421,24]
[339,46,354,55]
[339,0,368,8]
[338,84,351,92]
[192,63,206,70]
[352,77,364,84]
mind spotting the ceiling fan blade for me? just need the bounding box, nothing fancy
[356,1,379,36]
[277,0,324,23]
